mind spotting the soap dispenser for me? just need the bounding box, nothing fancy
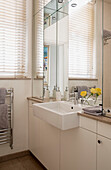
[56,87,61,101]
[53,86,56,99]
[64,87,69,101]
[44,86,49,99]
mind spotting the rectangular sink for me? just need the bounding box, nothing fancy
[33,101,82,130]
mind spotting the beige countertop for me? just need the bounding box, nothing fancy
[78,112,111,125]
[27,97,56,103]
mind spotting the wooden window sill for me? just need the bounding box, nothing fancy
[34,78,43,80]
[68,78,98,81]
[0,78,31,80]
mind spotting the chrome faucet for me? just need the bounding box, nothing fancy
[69,92,78,105]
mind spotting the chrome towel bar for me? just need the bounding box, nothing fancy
[0,88,14,149]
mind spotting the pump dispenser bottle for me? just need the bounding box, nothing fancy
[44,86,49,99]
[56,87,61,101]
[64,87,69,101]
[53,86,56,99]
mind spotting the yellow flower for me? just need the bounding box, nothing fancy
[90,88,97,94]
[90,88,102,96]
[80,91,87,97]
[96,88,102,96]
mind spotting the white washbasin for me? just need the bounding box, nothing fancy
[33,101,82,130]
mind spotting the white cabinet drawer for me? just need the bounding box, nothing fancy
[79,116,97,133]
[98,122,111,139]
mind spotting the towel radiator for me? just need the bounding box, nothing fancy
[0,88,14,149]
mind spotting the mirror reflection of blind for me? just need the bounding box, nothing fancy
[33,0,50,13]
[0,0,27,78]
[34,0,51,78]
[69,2,96,78]
[34,9,43,78]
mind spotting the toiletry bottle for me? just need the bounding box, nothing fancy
[64,87,69,101]
[44,86,49,99]
[53,86,56,99]
[74,91,78,105]
[56,87,61,101]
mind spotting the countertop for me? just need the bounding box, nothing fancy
[78,112,111,125]
[27,97,56,103]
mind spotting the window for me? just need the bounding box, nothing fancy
[0,0,31,78]
[69,1,96,79]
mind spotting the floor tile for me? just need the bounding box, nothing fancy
[0,158,25,170]
[18,155,45,170]
[0,154,46,170]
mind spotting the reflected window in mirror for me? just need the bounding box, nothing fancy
[44,46,49,85]
[69,1,96,79]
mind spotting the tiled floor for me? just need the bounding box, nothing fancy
[0,154,46,170]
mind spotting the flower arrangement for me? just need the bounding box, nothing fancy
[80,88,102,105]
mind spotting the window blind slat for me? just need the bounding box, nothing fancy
[0,0,27,78]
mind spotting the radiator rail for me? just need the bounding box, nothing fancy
[0,88,14,149]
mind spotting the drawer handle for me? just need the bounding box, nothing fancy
[98,140,102,144]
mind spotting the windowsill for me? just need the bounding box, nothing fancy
[0,78,31,80]
[68,78,98,81]
[34,78,43,80]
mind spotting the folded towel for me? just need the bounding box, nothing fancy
[0,88,6,104]
[77,86,88,99]
[0,104,8,129]
[83,106,102,116]
[83,111,102,116]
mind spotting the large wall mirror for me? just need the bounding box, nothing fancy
[43,0,69,97]
[103,0,111,114]
[32,6,44,99]
[32,0,103,107]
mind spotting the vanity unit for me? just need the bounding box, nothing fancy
[28,99,111,170]
[79,114,111,170]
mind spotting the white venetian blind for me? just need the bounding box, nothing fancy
[0,0,27,78]
[33,0,52,79]
[34,9,43,78]
[69,1,96,79]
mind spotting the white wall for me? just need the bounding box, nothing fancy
[33,80,43,98]
[0,0,33,156]
[0,80,32,156]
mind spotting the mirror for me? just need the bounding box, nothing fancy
[43,0,69,98]
[43,0,103,104]
[44,0,57,97]
[103,0,111,113]
[32,0,103,106]
[32,7,44,99]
